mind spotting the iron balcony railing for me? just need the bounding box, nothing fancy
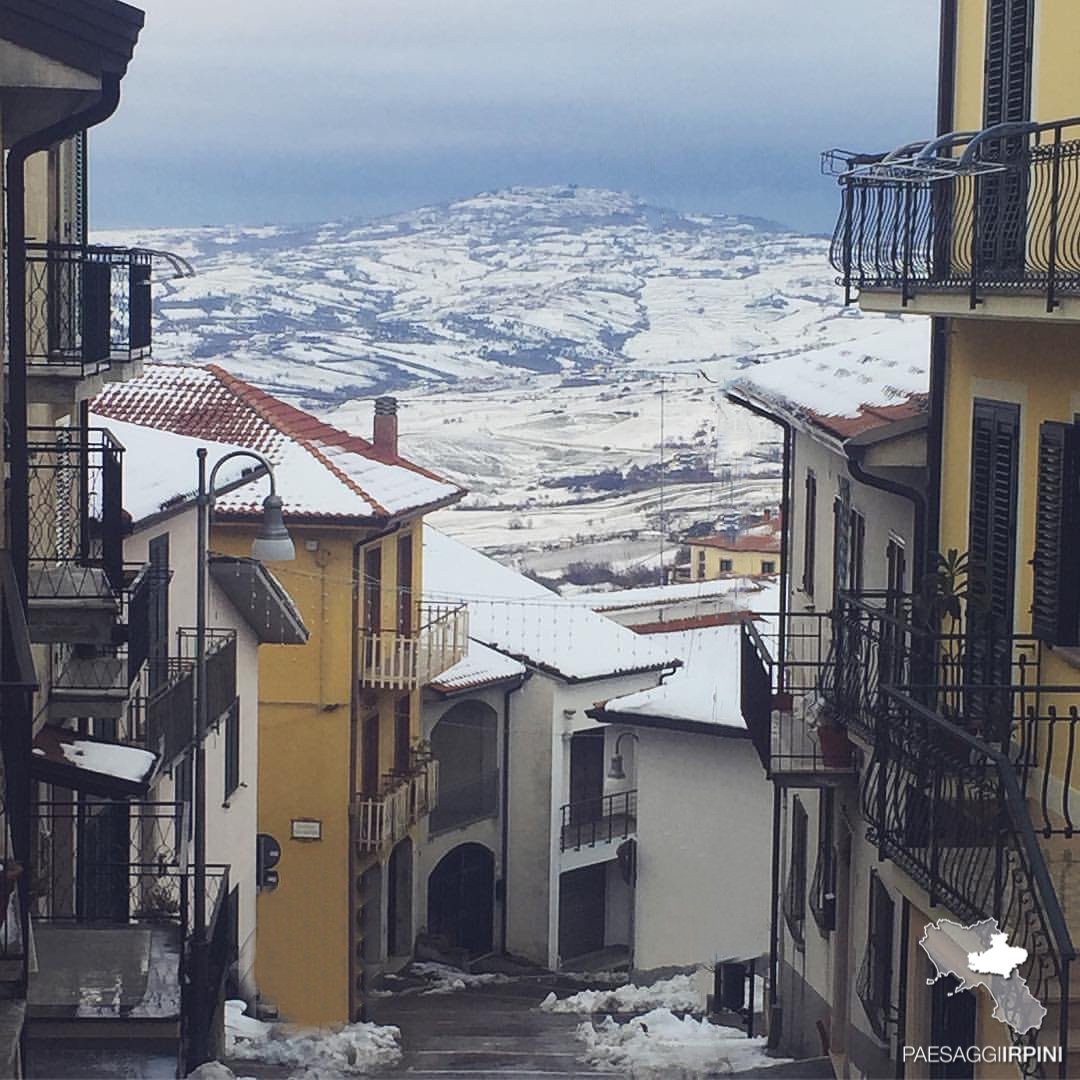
[24,242,153,377]
[353,756,439,854]
[26,426,125,602]
[828,116,1080,312]
[739,613,851,778]
[559,790,637,852]
[358,602,468,690]
[863,688,1074,1073]
[143,629,237,770]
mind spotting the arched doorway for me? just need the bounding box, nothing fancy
[387,839,413,958]
[427,843,494,957]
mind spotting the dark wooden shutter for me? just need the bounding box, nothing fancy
[224,699,240,798]
[868,873,894,1009]
[1033,421,1080,644]
[968,400,1019,633]
[984,0,1032,127]
[803,471,817,597]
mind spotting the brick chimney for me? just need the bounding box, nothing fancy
[372,396,398,458]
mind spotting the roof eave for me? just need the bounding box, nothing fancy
[585,704,749,739]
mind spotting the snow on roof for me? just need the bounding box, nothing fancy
[93,364,464,520]
[93,416,261,523]
[563,576,768,612]
[423,526,680,681]
[600,625,744,731]
[730,317,929,439]
[430,639,527,694]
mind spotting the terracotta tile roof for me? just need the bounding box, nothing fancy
[93,364,464,521]
[690,533,781,554]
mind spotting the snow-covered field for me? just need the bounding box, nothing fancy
[104,186,922,561]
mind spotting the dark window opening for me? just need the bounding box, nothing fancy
[761,560,776,575]
[858,871,895,1041]
[848,509,866,593]
[147,534,170,693]
[364,546,382,635]
[397,534,413,636]
[224,698,240,799]
[719,558,733,573]
[783,795,808,947]
[394,695,411,774]
[802,471,817,597]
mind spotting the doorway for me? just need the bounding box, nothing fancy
[929,968,976,1079]
[387,839,413,958]
[558,864,606,963]
[568,731,605,827]
[427,843,494,957]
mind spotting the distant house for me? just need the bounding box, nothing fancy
[420,526,680,971]
[687,512,782,580]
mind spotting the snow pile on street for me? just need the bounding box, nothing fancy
[410,961,514,995]
[540,972,702,1015]
[224,999,401,1075]
[577,1008,787,1075]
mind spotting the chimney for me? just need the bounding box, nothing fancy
[373,396,398,458]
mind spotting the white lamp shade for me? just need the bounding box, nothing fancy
[251,494,295,562]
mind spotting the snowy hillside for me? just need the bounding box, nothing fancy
[102,187,925,567]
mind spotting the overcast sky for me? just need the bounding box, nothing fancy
[92,1,940,234]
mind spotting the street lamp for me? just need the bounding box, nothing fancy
[189,448,294,1070]
[608,730,639,780]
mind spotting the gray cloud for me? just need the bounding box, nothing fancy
[92,0,939,231]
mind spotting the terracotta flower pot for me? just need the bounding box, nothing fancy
[817,723,853,768]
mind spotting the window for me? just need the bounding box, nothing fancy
[698,551,708,578]
[397,533,413,636]
[363,546,382,634]
[1033,420,1080,645]
[810,789,835,933]
[802,471,817,597]
[362,711,380,795]
[394,695,411,774]
[719,558,733,573]
[858,872,895,1041]
[761,560,775,575]
[783,796,808,947]
[147,534,170,692]
[848,509,866,593]
[224,699,240,799]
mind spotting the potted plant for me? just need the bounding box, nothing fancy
[814,703,854,768]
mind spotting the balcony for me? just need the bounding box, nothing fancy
[23,244,156,403]
[353,755,439,855]
[739,613,854,784]
[358,602,468,690]
[141,629,237,771]
[559,790,637,870]
[25,427,125,644]
[827,117,1080,319]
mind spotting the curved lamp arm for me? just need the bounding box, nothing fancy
[205,448,277,503]
[608,730,640,780]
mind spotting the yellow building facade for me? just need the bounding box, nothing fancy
[94,368,466,1026]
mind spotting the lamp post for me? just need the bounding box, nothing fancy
[607,730,639,781]
[189,448,294,1070]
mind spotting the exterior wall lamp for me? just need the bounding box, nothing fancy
[608,730,639,781]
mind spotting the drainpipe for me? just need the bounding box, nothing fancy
[924,320,948,564]
[6,75,123,602]
[845,446,928,586]
[499,675,527,954]
[726,393,793,1035]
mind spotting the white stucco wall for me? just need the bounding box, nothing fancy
[126,507,263,1000]
[629,726,771,973]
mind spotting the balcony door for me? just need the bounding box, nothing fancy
[77,799,129,922]
[397,534,413,637]
[568,731,605,827]
[364,547,382,635]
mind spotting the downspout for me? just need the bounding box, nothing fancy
[726,392,793,1036]
[845,446,928,586]
[349,541,362,1018]
[499,674,527,954]
[6,74,123,601]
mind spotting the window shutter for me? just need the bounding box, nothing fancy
[1033,421,1080,644]
[983,0,1032,127]
[803,471,817,597]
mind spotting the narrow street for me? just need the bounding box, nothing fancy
[368,974,603,1078]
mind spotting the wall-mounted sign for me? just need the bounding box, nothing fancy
[291,818,322,841]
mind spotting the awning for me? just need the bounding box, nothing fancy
[31,725,157,798]
[210,555,309,645]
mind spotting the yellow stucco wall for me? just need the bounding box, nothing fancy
[689,543,779,580]
[212,518,424,1025]
[953,0,1080,128]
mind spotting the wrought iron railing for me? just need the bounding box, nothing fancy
[144,629,237,769]
[359,602,468,690]
[739,613,845,776]
[353,756,439,854]
[863,688,1074,1074]
[808,842,836,934]
[828,116,1080,311]
[429,769,499,835]
[855,935,895,1042]
[781,852,806,948]
[26,426,125,602]
[30,800,185,922]
[559,789,637,852]
[24,242,153,376]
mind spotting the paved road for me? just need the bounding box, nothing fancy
[368,976,602,1078]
